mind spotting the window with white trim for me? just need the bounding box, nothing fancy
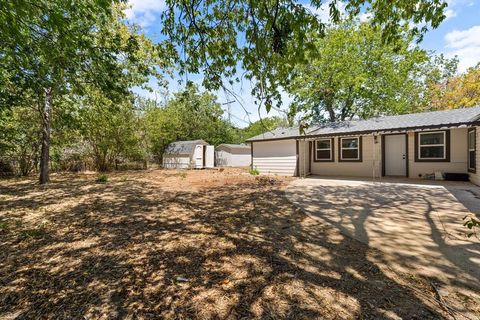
[468,129,476,172]
[418,131,446,160]
[340,137,359,160]
[315,139,332,161]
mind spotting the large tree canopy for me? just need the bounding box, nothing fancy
[143,83,241,160]
[286,22,450,123]
[429,63,480,110]
[242,117,288,140]
[161,0,448,111]
[0,1,164,183]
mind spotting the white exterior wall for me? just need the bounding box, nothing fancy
[163,156,191,169]
[230,153,251,167]
[216,150,251,167]
[468,126,480,186]
[297,140,310,177]
[408,128,468,178]
[216,150,232,166]
[252,139,297,176]
[310,135,382,178]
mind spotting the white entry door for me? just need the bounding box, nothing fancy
[385,134,407,176]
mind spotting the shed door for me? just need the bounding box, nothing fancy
[385,134,407,176]
[194,146,204,168]
[205,146,214,168]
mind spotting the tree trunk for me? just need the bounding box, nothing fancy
[39,88,52,184]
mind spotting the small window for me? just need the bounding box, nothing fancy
[340,137,360,160]
[418,131,446,160]
[315,139,333,161]
[468,128,476,172]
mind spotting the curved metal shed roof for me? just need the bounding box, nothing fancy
[216,144,251,153]
[164,140,209,156]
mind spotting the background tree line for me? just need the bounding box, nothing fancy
[0,81,285,176]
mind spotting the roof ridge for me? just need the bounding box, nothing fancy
[246,106,480,142]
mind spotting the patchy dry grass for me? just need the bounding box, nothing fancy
[0,168,471,319]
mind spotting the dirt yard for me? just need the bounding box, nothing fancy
[0,168,478,319]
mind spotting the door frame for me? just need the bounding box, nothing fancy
[381,133,409,177]
[202,145,206,168]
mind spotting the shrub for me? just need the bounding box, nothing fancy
[256,175,277,186]
[249,167,259,176]
[96,174,108,183]
[179,171,187,179]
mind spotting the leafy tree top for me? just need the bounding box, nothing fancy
[160,0,448,111]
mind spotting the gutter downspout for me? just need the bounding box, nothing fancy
[249,142,253,171]
[372,133,376,182]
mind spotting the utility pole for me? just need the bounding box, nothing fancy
[221,100,235,124]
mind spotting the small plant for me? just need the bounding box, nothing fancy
[176,171,187,179]
[249,167,259,176]
[463,215,479,238]
[96,174,108,183]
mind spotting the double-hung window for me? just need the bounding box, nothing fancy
[418,131,446,160]
[468,128,476,172]
[340,137,361,161]
[315,139,333,161]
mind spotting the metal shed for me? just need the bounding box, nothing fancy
[163,140,214,169]
[215,144,251,167]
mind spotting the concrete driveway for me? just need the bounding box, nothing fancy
[286,177,480,298]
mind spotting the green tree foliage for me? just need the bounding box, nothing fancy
[242,117,288,140]
[0,106,42,176]
[286,22,448,123]
[0,2,165,182]
[0,0,454,177]
[143,83,241,161]
[76,88,144,172]
[429,62,480,110]
[161,0,448,111]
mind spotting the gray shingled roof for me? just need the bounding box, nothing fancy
[164,140,208,155]
[246,106,480,142]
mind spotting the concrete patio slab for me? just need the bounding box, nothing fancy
[286,176,480,300]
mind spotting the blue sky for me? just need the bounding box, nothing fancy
[126,0,480,127]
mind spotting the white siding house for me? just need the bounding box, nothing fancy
[251,139,298,175]
[247,107,480,186]
[215,144,251,167]
[163,140,214,169]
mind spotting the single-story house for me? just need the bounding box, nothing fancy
[215,144,251,167]
[163,140,214,169]
[246,106,480,186]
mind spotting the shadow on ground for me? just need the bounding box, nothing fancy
[286,178,480,320]
[0,171,476,319]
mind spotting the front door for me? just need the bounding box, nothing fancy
[385,134,407,176]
